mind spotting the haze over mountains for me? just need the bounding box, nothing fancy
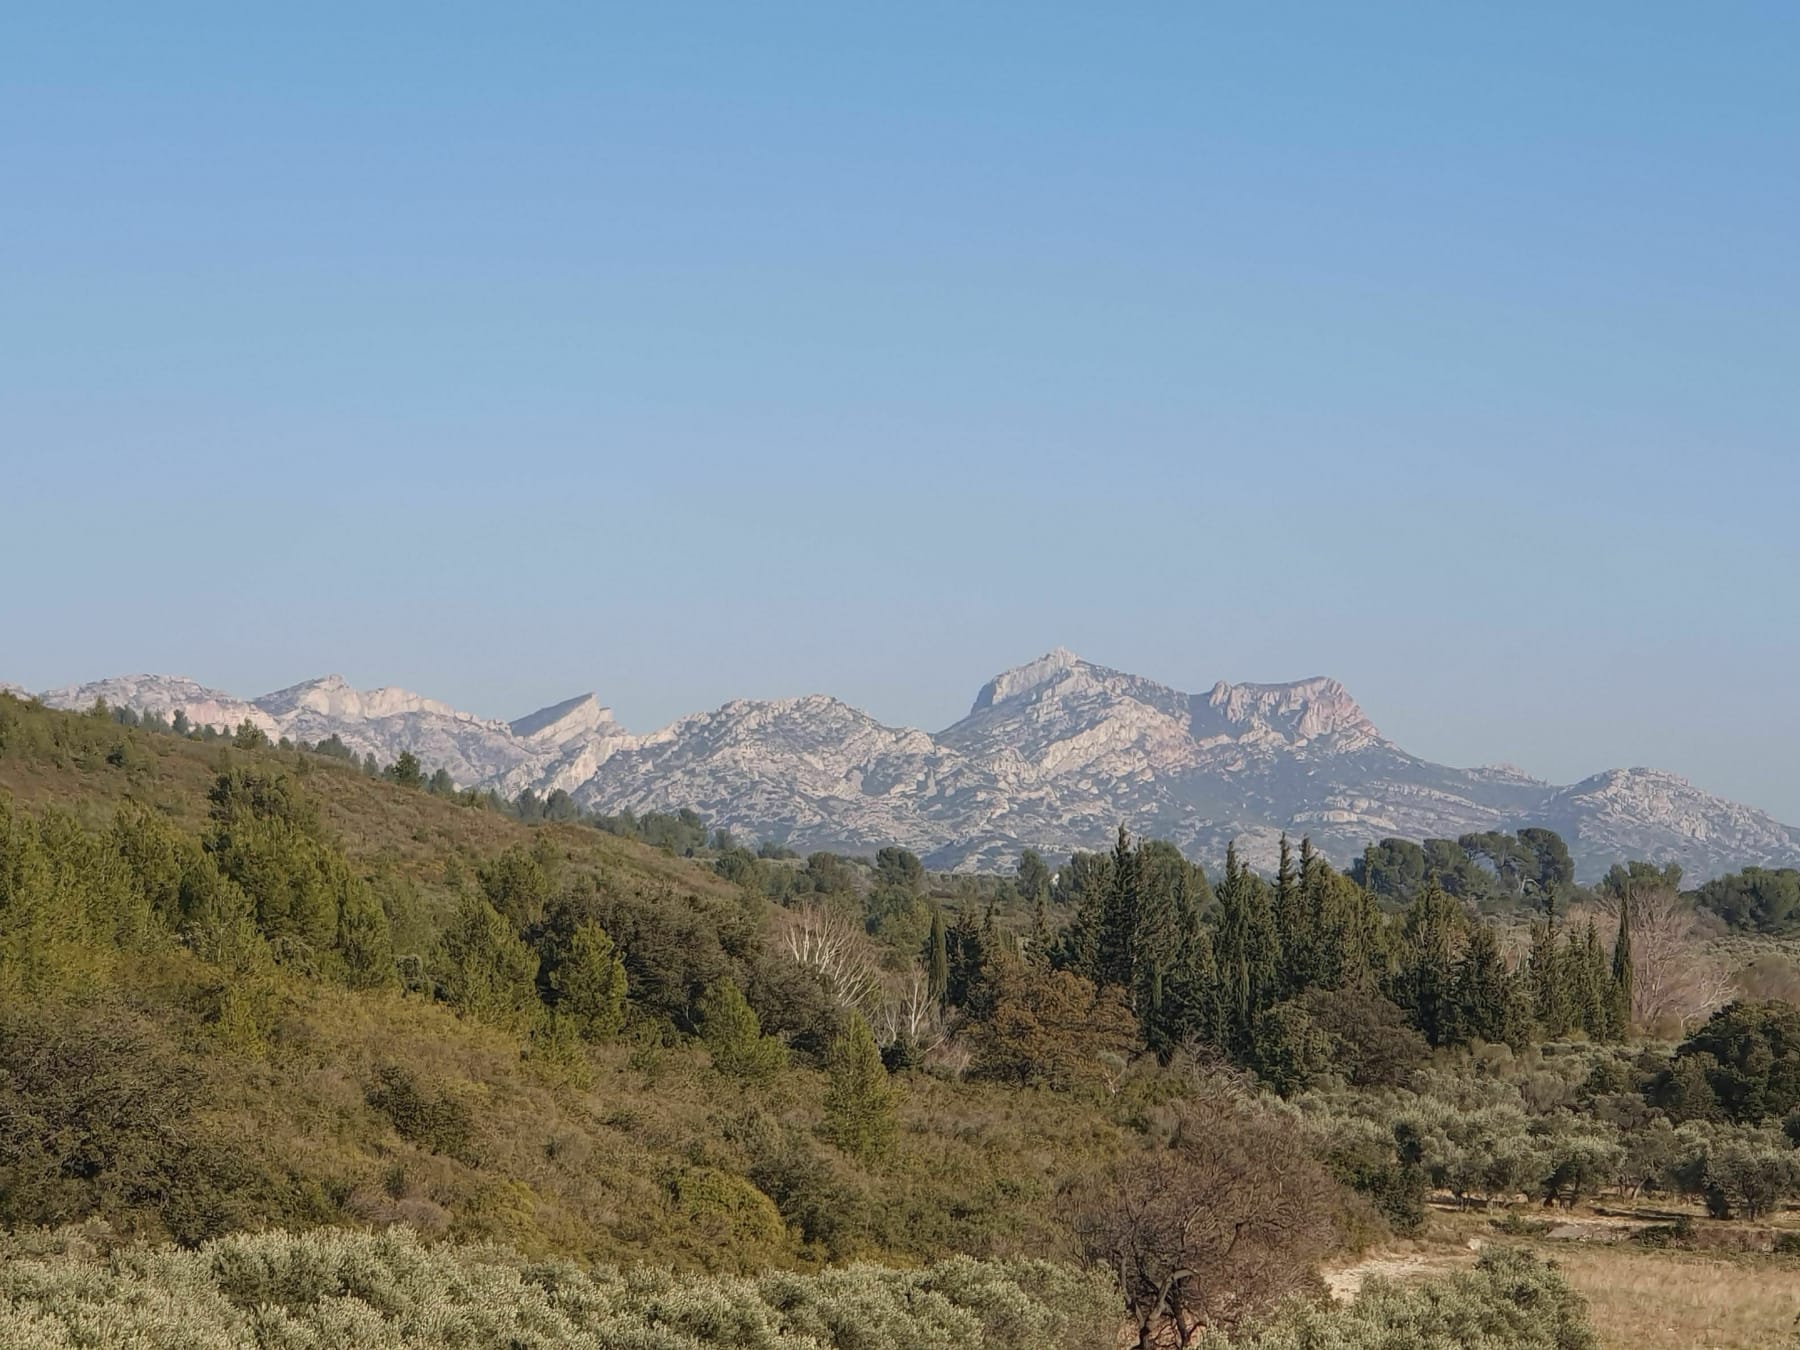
[34,650,1800,882]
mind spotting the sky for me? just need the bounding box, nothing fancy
[2,4,1797,820]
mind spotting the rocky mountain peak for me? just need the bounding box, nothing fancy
[510,693,616,744]
[1197,676,1381,748]
[968,647,1085,712]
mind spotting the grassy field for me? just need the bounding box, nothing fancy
[1548,1245,1797,1350]
[1329,1204,1800,1350]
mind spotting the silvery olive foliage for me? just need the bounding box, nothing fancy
[0,1225,1115,1350]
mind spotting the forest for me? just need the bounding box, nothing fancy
[2,690,1798,1348]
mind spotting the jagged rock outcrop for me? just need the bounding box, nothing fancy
[29,653,1800,882]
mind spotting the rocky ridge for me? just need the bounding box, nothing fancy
[29,653,1800,882]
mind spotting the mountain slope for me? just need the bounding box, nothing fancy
[33,654,1800,881]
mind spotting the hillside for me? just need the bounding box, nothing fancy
[8,693,1800,1349]
[36,651,1800,881]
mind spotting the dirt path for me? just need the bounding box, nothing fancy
[1323,1244,1478,1301]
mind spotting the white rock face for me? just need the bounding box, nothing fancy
[31,652,1800,882]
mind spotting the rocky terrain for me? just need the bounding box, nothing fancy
[33,651,1800,881]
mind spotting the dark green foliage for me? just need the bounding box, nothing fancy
[1692,866,1800,933]
[1452,920,1521,1048]
[0,1006,260,1243]
[385,751,424,788]
[1392,881,1459,1046]
[926,905,948,1004]
[476,839,558,928]
[1298,986,1429,1087]
[1096,825,1139,989]
[1665,1000,1800,1123]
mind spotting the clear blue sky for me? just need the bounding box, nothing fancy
[3,5,1797,820]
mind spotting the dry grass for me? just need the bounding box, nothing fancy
[1544,1244,1800,1350]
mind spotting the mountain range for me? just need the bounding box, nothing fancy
[29,650,1800,882]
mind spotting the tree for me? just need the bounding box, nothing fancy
[1671,1001,1800,1123]
[1062,1100,1337,1346]
[1097,825,1139,991]
[437,894,539,1028]
[334,876,395,989]
[1271,835,1307,995]
[967,959,1136,1091]
[1598,882,1731,1035]
[232,719,269,750]
[823,1012,898,1161]
[548,921,628,1041]
[872,846,924,895]
[697,978,785,1081]
[1052,848,1112,982]
[477,841,557,928]
[1452,920,1516,1047]
[925,905,948,1005]
[1691,867,1800,934]
[386,751,424,789]
[1609,886,1634,1038]
[1393,881,1459,1046]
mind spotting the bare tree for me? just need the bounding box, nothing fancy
[875,961,946,1052]
[1597,885,1732,1036]
[776,903,883,1018]
[1061,1100,1335,1347]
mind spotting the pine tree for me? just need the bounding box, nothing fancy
[823,1012,899,1161]
[1609,889,1634,1038]
[697,979,785,1080]
[550,920,628,1041]
[334,875,395,990]
[437,893,540,1029]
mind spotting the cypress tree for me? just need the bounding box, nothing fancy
[1272,834,1305,995]
[1527,915,1568,1037]
[1610,889,1634,1037]
[1453,920,1513,1045]
[1215,841,1254,1055]
[926,905,949,1005]
[945,907,983,1008]
[1396,881,1458,1045]
[1572,920,1609,1039]
[1096,825,1139,991]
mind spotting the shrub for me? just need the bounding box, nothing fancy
[0,1227,1116,1350]
[1195,1247,1595,1348]
[364,1065,477,1162]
